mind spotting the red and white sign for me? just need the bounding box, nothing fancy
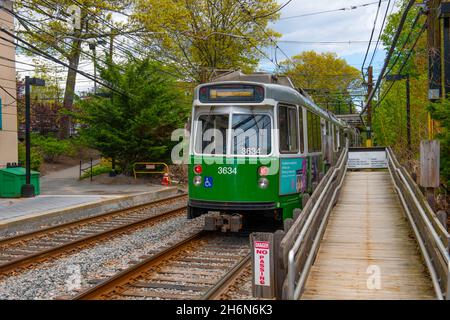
[254,241,270,286]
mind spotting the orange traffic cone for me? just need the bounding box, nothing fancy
[161,173,171,186]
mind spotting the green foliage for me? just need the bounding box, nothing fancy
[74,58,190,174]
[373,0,428,159]
[67,136,91,159]
[80,164,113,180]
[18,143,43,171]
[282,51,362,114]
[31,134,73,163]
[428,100,450,183]
[132,0,280,81]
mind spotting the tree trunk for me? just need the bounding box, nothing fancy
[59,37,82,139]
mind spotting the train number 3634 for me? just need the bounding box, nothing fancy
[218,167,237,175]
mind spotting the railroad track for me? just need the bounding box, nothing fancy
[0,194,187,275]
[73,232,250,300]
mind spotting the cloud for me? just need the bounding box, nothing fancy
[259,0,399,71]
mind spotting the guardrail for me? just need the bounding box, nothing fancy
[133,162,170,180]
[79,158,94,181]
[282,144,348,300]
[386,147,450,300]
[281,145,449,300]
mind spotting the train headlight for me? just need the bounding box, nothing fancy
[193,175,202,186]
[258,177,269,189]
[258,166,269,176]
[194,165,203,174]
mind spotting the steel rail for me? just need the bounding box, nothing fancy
[0,205,187,274]
[0,193,187,247]
[287,147,348,300]
[73,231,207,300]
[200,254,251,300]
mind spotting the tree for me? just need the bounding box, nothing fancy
[282,51,362,114]
[74,58,191,174]
[131,0,281,82]
[16,62,65,136]
[372,0,428,159]
[13,0,133,138]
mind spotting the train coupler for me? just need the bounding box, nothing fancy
[204,212,243,232]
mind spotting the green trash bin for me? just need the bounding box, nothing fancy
[0,167,40,198]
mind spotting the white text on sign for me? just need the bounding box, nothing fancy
[254,241,270,286]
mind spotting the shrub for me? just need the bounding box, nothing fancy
[80,164,114,180]
[31,134,72,163]
[18,143,43,171]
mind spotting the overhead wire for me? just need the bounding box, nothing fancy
[361,0,383,78]
[279,0,388,20]
[367,0,392,68]
[360,0,417,115]
[374,21,426,109]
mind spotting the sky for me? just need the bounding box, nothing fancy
[15,0,400,92]
[259,0,399,79]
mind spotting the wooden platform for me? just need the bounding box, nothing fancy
[302,171,435,300]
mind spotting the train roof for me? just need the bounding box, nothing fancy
[194,81,344,127]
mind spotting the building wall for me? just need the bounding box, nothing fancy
[0,0,18,168]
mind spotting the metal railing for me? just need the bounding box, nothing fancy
[79,158,94,181]
[386,147,450,300]
[133,162,170,180]
[286,145,348,300]
[284,146,450,300]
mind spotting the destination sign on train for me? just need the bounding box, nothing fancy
[210,88,253,98]
[199,84,264,103]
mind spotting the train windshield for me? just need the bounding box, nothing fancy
[194,114,229,155]
[194,112,272,156]
[232,114,271,155]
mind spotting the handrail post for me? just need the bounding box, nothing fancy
[287,250,295,299]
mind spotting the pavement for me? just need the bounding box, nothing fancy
[0,161,179,235]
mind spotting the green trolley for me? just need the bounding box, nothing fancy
[187,79,359,232]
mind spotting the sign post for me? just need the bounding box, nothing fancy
[251,232,275,299]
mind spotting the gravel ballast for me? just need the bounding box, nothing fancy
[0,214,204,300]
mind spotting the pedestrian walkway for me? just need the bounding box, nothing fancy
[302,171,435,300]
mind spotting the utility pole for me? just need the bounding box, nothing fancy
[21,76,45,198]
[427,0,442,139]
[366,66,373,147]
[109,31,115,61]
[386,74,411,152]
[406,75,411,151]
[89,42,97,94]
[109,31,117,176]
[440,2,450,96]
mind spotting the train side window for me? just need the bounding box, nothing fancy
[311,114,317,151]
[315,115,322,151]
[279,105,299,153]
[307,111,321,153]
[333,125,338,151]
[307,111,313,153]
[299,107,305,154]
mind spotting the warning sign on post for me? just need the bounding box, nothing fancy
[254,240,270,286]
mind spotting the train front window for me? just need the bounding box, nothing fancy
[232,114,272,155]
[194,114,229,155]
